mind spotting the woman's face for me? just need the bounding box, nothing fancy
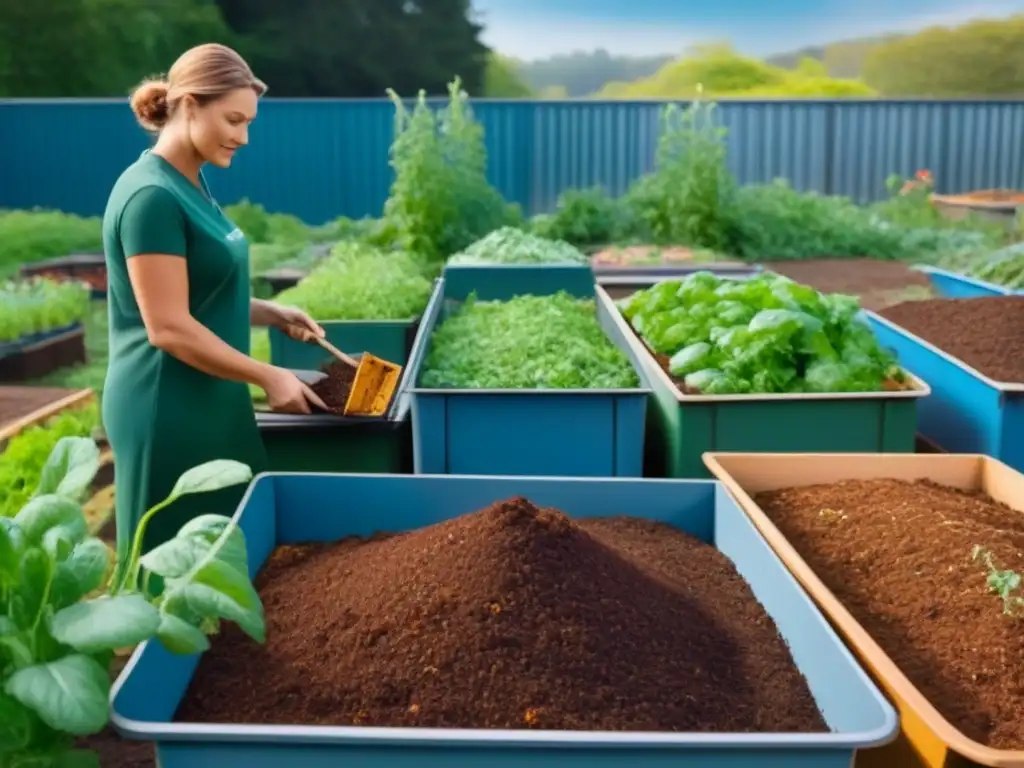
[187,87,258,168]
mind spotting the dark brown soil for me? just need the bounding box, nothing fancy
[310,359,357,412]
[754,478,1024,749]
[879,296,1024,383]
[764,258,932,311]
[176,497,826,732]
[0,385,82,431]
[75,729,154,768]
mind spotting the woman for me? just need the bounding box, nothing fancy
[103,43,326,566]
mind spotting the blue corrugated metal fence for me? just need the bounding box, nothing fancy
[1,98,1022,224]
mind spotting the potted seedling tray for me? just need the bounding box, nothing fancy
[0,324,87,382]
[110,471,897,767]
[865,309,1024,471]
[596,286,929,478]
[704,451,1024,768]
[440,262,596,301]
[268,318,419,371]
[915,266,1012,299]
[406,278,651,477]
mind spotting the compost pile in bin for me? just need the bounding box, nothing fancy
[176,497,828,732]
[309,359,357,412]
[878,295,1024,383]
[754,478,1024,749]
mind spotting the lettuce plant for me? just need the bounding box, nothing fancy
[0,437,264,766]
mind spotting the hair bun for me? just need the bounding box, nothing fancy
[130,79,171,132]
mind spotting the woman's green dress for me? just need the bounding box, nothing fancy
[102,151,268,567]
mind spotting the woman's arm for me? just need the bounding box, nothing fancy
[250,298,277,327]
[127,256,276,387]
[120,186,276,389]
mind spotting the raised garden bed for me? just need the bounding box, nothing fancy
[763,259,934,312]
[269,318,419,370]
[704,451,1024,767]
[110,471,897,767]
[590,245,758,278]
[0,385,94,438]
[916,265,1014,299]
[869,295,1024,470]
[257,380,412,473]
[406,278,650,476]
[0,325,87,382]
[932,189,1024,230]
[598,278,928,478]
[442,262,595,300]
[19,251,107,297]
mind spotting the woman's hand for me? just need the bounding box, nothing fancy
[251,299,324,341]
[260,366,328,414]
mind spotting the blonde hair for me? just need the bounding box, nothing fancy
[130,43,267,132]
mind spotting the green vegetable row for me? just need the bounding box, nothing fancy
[619,272,909,395]
[273,241,434,321]
[448,227,588,266]
[0,278,91,343]
[0,403,101,518]
[421,292,639,389]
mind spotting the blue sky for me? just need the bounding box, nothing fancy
[472,0,1024,60]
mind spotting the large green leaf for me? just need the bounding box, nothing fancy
[50,539,111,610]
[14,496,87,548]
[5,655,110,736]
[163,582,265,643]
[50,594,160,653]
[0,692,33,754]
[156,612,211,655]
[35,437,101,501]
[168,460,252,499]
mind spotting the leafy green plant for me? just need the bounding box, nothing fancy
[448,228,588,265]
[0,437,264,766]
[618,271,908,394]
[382,79,521,262]
[223,199,313,246]
[623,99,740,253]
[421,292,639,389]
[274,241,433,320]
[0,279,91,343]
[0,211,102,279]
[972,545,1024,618]
[529,187,638,248]
[0,405,101,519]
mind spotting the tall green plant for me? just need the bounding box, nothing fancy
[382,78,520,261]
[0,437,265,766]
[625,98,740,252]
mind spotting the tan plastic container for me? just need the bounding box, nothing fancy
[703,451,1024,768]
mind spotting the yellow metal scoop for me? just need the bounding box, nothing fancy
[308,335,402,417]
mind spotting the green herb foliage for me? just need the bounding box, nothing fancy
[421,292,639,389]
[530,186,638,249]
[935,241,1024,289]
[0,279,91,343]
[0,437,265,766]
[619,272,906,394]
[274,242,433,321]
[0,405,101,520]
[382,79,521,262]
[0,212,102,279]
[448,228,588,265]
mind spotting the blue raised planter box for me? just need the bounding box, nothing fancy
[441,262,596,301]
[866,310,1024,471]
[405,278,651,476]
[269,319,418,369]
[111,472,898,768]
[916,266,1013,299]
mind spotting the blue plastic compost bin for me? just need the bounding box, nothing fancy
[867,310,1024,471]
[441,262,595,302]
[110,472,898,768]
[405,278,651,477]
[916,265,1013,299]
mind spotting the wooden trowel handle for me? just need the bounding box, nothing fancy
[314,336,360,368]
